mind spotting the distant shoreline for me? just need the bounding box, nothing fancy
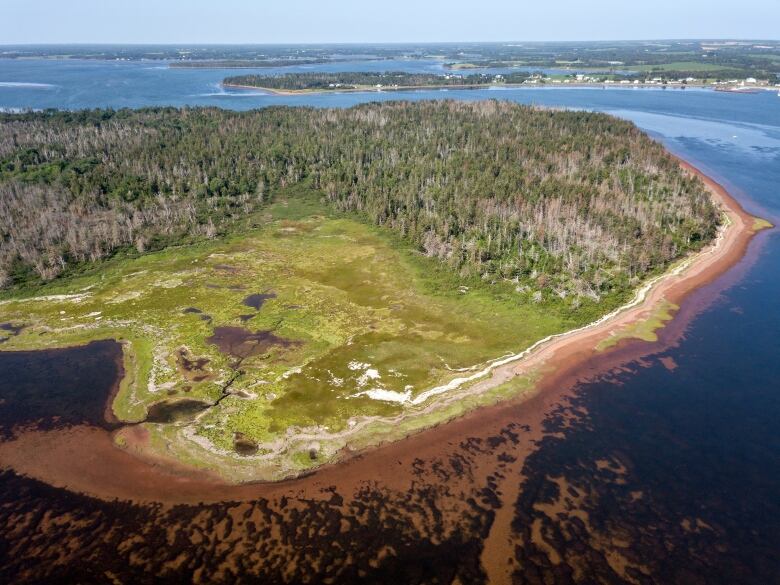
[222,81,509,95]
[222,81,774,96]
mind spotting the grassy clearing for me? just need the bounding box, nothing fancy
[629,61,729,73]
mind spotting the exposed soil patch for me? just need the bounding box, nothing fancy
[243,292,276,310]
[182,307,203,315]
[207,326,301,360]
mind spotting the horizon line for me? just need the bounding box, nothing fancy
[2,38,780,47]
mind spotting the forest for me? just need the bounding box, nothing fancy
[0,101,719,304]
[223,71,530,90]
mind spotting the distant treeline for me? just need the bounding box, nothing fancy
[223,71,531,90]
[0,102,718,306]
[451,63,764,82]
[440,41,780,82]
[170,59,335,69]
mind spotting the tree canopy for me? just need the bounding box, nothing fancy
[0,101,718,303]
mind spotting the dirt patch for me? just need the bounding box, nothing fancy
[182,307,203,315]
[207,326,301,360]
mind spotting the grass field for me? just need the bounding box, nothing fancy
[628,61,732,73]
[0,186,582,479]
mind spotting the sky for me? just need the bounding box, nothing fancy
[1,0,778,44]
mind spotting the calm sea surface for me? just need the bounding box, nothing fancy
[1,58,779,583]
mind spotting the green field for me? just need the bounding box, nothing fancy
[628,61,730,73]
[0,187,575,480]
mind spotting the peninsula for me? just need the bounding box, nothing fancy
[0,101,763,483]
[221,71,531,93]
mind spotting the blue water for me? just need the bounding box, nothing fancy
[2,61,779,220]
[0,57,711,109]
[1,57,779,580]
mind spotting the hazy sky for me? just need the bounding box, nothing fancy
[2,0,778,44]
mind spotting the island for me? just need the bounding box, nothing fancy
[0,101,766,483]
[222,70,778,96]
[222,71,531,93]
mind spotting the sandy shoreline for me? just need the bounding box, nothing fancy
[438,158,760,405]
[0,160,769,504]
